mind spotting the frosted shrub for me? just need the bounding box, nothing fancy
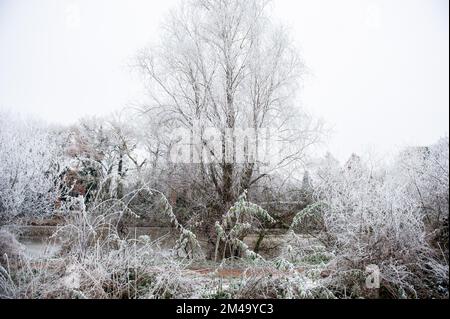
[233,264,334,299]
[394,138,449,258]
[307,152,448,298]
[214,191,275,261]
[0,201,204,299]
[0,112,65,224]
[124,185,204,259]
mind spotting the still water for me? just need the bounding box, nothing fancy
[20,238,61,258]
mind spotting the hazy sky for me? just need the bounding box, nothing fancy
[0,0,448,161]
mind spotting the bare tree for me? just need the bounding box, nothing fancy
[136,0,322,249]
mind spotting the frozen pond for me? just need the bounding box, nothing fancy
[20,238,61,258]
[15,226,292,259]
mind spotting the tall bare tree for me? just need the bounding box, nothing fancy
[136,0,322,252]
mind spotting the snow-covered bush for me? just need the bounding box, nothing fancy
[0,195,204,299]
[0,111,65,224]
[0,236,200,299]
[234,271,333,299]
[393,138,449,257]
[305,148,449,298]
[214,191,275,261]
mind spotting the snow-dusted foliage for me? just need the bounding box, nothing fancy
[142,187,204,260]
[393,138,449,254]
[0,111,65,223]
[0,226,198,299]
[303,149,449,298]
[214,191,275,261]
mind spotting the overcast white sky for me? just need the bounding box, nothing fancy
[0,0,448,161]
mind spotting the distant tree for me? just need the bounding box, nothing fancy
[66,116,144,205]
